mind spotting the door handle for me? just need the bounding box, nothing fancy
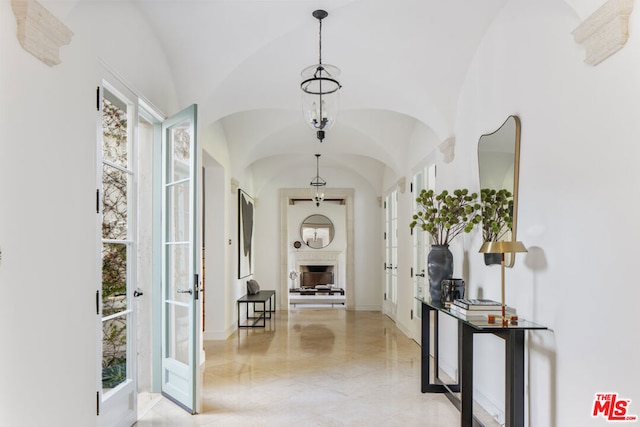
[133,289,144,297]
[177,289,193,295]
[415,273,425,277]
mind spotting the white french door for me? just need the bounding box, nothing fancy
[97,81,138,427]
[383,190,398,319]
[160,104,200,413]
[411,157,436,340]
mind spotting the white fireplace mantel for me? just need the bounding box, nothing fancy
[295,251,341,265]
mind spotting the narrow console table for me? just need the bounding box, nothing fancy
[237,290,276,328]
[419,299,547,427]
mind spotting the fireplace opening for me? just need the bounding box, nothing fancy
[299,265,334,288]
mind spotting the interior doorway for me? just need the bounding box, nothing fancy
[279,188,355,311]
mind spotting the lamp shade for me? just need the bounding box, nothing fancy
[479,240,528,254]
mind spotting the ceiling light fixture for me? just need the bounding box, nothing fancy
[301,9,342,143]
[310,154,326,206]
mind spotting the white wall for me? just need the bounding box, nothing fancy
[0,1,178,425]
[437,1,640,425]
[201,150,229,339]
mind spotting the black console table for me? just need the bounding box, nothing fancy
[419,299,547,427]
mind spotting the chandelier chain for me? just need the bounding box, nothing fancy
[319,17,323,65]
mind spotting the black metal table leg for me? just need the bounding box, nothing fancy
[461,322,474,427]
[505,329,525,427]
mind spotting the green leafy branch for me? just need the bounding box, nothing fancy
[410,189,482,245]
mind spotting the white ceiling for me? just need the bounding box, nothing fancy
[64,0,581,189]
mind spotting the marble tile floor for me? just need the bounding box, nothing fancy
[135,308,464,426]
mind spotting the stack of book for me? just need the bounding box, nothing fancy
[449,298,515,321]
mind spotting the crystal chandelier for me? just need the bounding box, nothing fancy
[300,10,342,143]
[310,154,326,206]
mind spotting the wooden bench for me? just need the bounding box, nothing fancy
[237,290,276,328]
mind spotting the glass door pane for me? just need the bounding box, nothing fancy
[161,104,198,413]
[413,161,435,323]
[391,190,398,305]
[99,85,137,427]
[384,190,398,318]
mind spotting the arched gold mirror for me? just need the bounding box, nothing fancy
[478,115,521,267]
[300,214,335,249]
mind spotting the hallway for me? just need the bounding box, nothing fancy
[135,309,461,426]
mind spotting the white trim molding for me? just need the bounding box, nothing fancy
[572,0,634,66]
[11,0,73,67]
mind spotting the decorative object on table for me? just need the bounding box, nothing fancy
[300,10,342,142]
[289,270,300,289]
[238,189,255,279]
[449,302,516,321]
[427,245,453,303]
[410,188,481,302]
[478,240,528,325]
[440,278,465,307]
[453,298,501,310]
[480,188,513,265]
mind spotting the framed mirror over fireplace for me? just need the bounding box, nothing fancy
[300,214,335,249]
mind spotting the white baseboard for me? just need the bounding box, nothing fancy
[204,324,236,340]
[355,304,382,311]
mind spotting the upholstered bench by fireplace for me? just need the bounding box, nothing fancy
[289,287,345,307]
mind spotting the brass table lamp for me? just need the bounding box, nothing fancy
[479,240,528,325]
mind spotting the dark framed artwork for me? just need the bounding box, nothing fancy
[238,189,254,279]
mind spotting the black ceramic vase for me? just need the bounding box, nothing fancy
[427,244,454,303]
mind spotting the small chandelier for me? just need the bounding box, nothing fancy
[310,154,326,206]
[301,9,342,143]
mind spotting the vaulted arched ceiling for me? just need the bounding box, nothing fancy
[124,0,573,190]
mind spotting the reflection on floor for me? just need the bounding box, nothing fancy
[134,309,463,426]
